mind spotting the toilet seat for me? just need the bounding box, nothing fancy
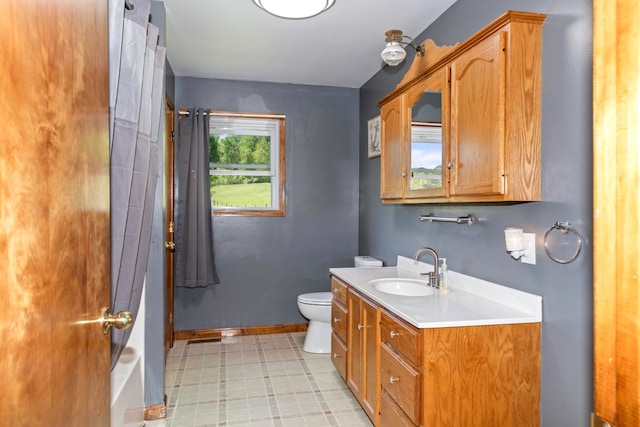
[297,292,332,306]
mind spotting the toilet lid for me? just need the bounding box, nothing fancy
[297,292,333,305]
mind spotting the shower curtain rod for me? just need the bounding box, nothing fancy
[178,109,286,119]
[125,0,134,10]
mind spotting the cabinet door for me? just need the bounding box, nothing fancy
[405,68,450,199]
[380,96,406,200]
[362,297,380,423]
[347,290,363,397]
[450,31,507,196]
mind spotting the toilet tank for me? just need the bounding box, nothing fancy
[354,256,383,268]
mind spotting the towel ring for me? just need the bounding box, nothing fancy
[544,221,582,264]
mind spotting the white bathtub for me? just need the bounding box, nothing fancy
[111,347,145,427]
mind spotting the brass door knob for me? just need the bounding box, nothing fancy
[101,307,133,335]
[165,241,176,250]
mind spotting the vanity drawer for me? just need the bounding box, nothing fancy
[331,300,348,342]
[380,311,422,366]
[331,276,348,305]
[380,390,415,427]
[331,332,348,381]
[380,342,421,425]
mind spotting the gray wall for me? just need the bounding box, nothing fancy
[359,1,592,426]
[173,79,360,330]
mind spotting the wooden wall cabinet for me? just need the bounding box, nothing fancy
[379,11,546,204]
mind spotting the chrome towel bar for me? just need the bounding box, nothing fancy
[419,214,476,225]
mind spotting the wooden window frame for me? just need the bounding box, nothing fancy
[209,111,286,217]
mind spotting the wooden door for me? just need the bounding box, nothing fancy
[450,31,506,197]
[165,100,176,353]
[593,0,640,425]
[0,0,110,426]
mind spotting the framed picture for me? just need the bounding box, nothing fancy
[368,115,381,158]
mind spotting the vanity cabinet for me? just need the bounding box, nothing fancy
[347,288,380,424]
[330,274,541,427]
[379,11,546,204]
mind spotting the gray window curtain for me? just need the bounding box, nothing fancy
[175,109,220,288]
[109,0,166,369]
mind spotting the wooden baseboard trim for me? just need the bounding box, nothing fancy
[144,398,167,420]
[175,323,308,341]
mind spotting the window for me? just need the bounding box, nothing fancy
[209,112,285,216]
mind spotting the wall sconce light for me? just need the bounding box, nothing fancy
[252,0,335,19]
[504,227,536,264]
[381,30,425,66]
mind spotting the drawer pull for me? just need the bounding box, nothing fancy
[389,375,400,384]
[333,353,341,358]
[357,323,364,331]
[334,317,341,323]
[390,330,401,339]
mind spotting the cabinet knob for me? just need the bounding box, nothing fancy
[357,324,363,331]
[333,353,340,358]
[390,330,400,339]
[402,172,407,177]
[447,161,454,169]
[389,375,400,384]
[333,317,341,323]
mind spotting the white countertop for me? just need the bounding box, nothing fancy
[329,256,542,329]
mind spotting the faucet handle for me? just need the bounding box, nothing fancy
[428,272,440,288]
[420,271,440,287]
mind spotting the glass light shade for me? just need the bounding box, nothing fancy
[504,227,526,251]
[381,42,407,66]
[252,0,335,19]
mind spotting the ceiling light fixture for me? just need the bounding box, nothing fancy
[381,29,425,66]
[252,0,335,20]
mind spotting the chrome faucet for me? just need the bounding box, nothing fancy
[413,247,440,288]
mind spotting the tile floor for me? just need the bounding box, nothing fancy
[145,332,372,427]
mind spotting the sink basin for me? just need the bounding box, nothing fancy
[368,278,436,297]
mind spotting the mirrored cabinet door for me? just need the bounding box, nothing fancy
[404,68,449,198]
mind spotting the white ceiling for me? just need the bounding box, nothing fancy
[161,0,458,88]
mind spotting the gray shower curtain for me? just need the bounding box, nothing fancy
[109,0,166,368]
[175,109,220,288]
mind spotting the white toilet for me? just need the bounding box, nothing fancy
[297,292,333,353]
[297,256,382,353]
